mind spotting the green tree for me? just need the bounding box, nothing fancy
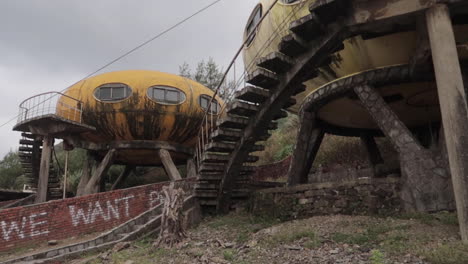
[179,57,224,91]
[179,58,236,99]
[0,151,26,190]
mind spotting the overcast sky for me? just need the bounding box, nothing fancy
[0,0,258,157]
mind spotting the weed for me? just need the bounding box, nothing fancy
[223,249,235,261]
[370,249,385,264]
[422,242,468,264]
[381,233,409,254]
[398,212,458,226]
[331,222,394,248]
[304,239,321,249]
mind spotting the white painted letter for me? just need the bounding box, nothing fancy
[90,201,107,222]
[69,203,92,226]
[1,217,27,241]
[106,200,120,220]
[30,212,49,237]
[116,195,134,217]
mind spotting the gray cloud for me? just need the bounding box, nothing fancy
[0,0,258,156]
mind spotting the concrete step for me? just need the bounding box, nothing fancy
[279,33,307,57]
[293,84,307,96]
[198,173,251,181]
[19,139,36,146]
[19,146,34,152]
[199,163,255,173]
[196,189,250,198]
[198,199,218,206]
[227,100,258,117]
[245,68,280,89]
[309,0,349,24]
[21,133,37,139]
[217,114,278,130]
[235,86,269,104]
[205,142,265,153]
[257,52,294,74]
[195,182,249,190]
[234,86,297,111]
[290,13,323,42]
[210,128,271,142]
[201,153,259,164]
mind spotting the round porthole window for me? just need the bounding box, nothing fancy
[94,83,132,102]
[244,4,263,47]
[199,95,221,114]
[147,85,186,105]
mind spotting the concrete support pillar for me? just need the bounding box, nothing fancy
[82,149,116,195]
[111,165,135,191]
[360,135,384,168]
[186,158,197,179]
[354,85,454,212]
[287,111,324,186]
[158,149,182,181]
[76,151,94,196]
[427,4,468,242]
[35,136,54,203]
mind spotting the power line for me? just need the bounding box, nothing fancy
[0,0,222,129]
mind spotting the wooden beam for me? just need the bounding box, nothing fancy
[158,149,182,181]
[82,149,116,195]
[287,111,324,186]
[427,4,468,242]
[111,165,135,191]
[35,136,53,203]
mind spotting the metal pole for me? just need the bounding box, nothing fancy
[63,151,69,199]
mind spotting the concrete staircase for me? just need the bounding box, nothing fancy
[18,133,62,200]
[196,0,349,211]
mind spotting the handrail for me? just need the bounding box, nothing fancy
[17,91,84,125]
[202,0,280,117]
[194,0,306,170]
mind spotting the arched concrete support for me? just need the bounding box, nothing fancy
[111,165,135,191]
[158,149,182,181]
[287,111,324,186]
[82,149,116,196]
[35,136,54,203]
[354,84,454,212]
[427,4,468,242]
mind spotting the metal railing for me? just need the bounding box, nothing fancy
[17,92,84,124]
[194,0,307,170]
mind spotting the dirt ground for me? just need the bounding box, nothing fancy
[76,211,468,264]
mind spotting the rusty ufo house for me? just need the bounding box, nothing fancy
[13,70,223,203]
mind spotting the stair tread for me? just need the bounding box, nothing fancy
[201,153,259,164]
[279,34,307,57]
[227,100,259,117]
[245,68,280,89]
[257,52,294,74]
[205,141,265,153]
[309,0,348,24]
[290,13,323,42]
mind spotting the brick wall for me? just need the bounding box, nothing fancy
[250,177,401,220]
[0,178,194,252]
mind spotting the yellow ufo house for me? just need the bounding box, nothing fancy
[242,0,468,134]
[60,70,223,166]
[15,70,224,200]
